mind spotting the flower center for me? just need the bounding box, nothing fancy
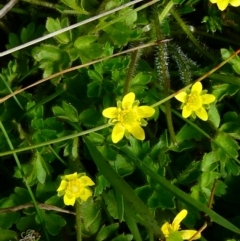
[66,180,83,196]
[118,108,139,128]
[186,91,202,110]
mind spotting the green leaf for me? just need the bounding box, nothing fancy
[208,105,220,128]
[79,108,102,126]
[88,133,105,145]
[74,35,97,49]
[96,223,119,241]
[60,0,89,14]
[20,22,35,43]
[94,175,110,195]
[46,17,71,44]
[115,190,124,222]
[32,45,62,62]
[148,186,175,209]
[16,215,37,231]
[175,124,203,143]
[213,83,239,101]
[112,234,133,241]
[44,213,66,235]
[81,199,102,235]
[212,132,239,159]
[221,48,240,74]
[88,70,103,82]
[131,73,151,86]
[0,228,17,241]
[34,153,52,184]
[0,213,19,229]
[62,101,79,122]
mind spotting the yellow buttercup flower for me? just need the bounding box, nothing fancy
[175,82,215,121]
[57,172,95,206]
[210,0,240,11]
[102,92,155,143]
[161,209,201,240]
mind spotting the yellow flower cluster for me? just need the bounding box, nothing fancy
[57,172,95,206]
[161,209,201,240]
[175,82,215,121]
[102,92,155,143]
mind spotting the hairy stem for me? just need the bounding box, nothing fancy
[154,9,177,145]
[123,42,141,95]
[171,9,215,61]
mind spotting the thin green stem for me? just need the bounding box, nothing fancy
[0,76,24,110]
[21,0,61,9]
[76,202,82,241]
[193,29,240,46]
[48,145,67,166]
[159,0,175,23]
[0,121,49,241]
[170,9,215,61]
[0,123,111,156]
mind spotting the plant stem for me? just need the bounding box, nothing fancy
[76,202,82,241]
[21,0,60,9]
[153,9,177,145]
[0,123,111,156]
[170,9,215,61]
[123,42,140,95]
[159,0,175,23]
[0,121,49,241]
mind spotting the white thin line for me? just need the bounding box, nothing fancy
[0,0,18,19]
[0,0,144,57]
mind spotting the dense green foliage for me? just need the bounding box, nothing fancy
[0,0,240,240]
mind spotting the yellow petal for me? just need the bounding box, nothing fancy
[229,0,240,6]
[102,107,118,118]
[112,123,125,143]
[64,194,76,206]
[195,107,208,121]
[57,180,68,192]
[79,176,95,186]
[137,106,155,118]
[175,92,187,103]
[191,82,202,94]
[122,92,135,109]
[79,188,92,201]
[201,94,216,104]
[172,209,187,231]
[65,172,78,181]
[210,0,217,3]
[182,106,192,118]
[129,125,145,140]
[217,0,229,10]
[180,230,201,240]
[161,222,171,237]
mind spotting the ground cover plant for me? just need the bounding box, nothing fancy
[0,0,240,240]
